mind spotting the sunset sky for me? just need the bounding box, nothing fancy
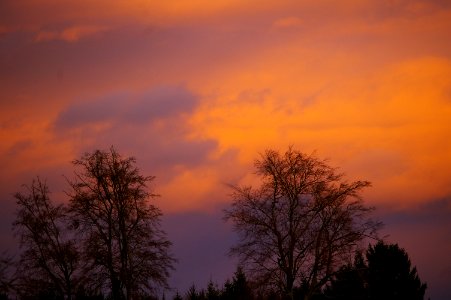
[1,0,451,298]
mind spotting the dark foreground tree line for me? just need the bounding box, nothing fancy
[0,147,427,300]
[175,241,426,300]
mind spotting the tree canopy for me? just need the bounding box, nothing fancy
[68,148,175,300]
[11,148,175,300]
[224,147,381,299]
[4,146,430,300]
[13,178,80,299]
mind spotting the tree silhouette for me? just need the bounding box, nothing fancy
[206,280,221,300]
[13,178,80,299]
[173,291,183,300]
[185,284,205,300]
[323,252,367,300]
[67,147,175,300]
[221,267,253,300]
[366,242,427,300]
[325,242,427,300]
[0,252,14,299]
[224,147,381,300]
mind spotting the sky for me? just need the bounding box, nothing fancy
[1,0,451,298]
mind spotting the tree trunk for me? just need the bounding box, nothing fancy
[285,273,294,300]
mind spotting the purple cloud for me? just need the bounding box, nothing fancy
[125,86,197,123]
[54,92,127,129]
[54,85,198,130]
[52,85,219,180]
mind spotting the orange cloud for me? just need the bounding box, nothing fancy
[34,25,109,43]
[0,25,8,35]
[190,47,451,208]
[1,0,451,213]
[158,167,221,212]
[272,16,303,30]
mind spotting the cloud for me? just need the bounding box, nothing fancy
[55,85,198,130]
[33,30,59,42]
[125,86,198,123]
[54,93,126,129]
[6,139,33,156]
[0,2,450,299]
[52,85,233,212]
[0,25,8,35]
[272,16,303,30]
[34,25,109,43]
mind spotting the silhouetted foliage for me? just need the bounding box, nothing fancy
[221,267,253,300]
[185,284,205,300]
[206,280,220,300]
[176,267,254,300]
[13,178,80,300]
[224,147,381,300]
[9,146,427,300]
[0,252,16,300]
[0,252,14,300]
[366,242,427,300]
[323,252,367,300]
[173,291,183,300]
[325,242,427,300]
[67,148,175,300]
[73,285,105,300]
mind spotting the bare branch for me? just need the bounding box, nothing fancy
[224,147,381,299]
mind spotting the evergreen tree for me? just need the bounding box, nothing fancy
[186,284,205,300]
[222,267,253,300]
[206,280,220,300]
[325,242,427,300]
[366,242,427,300]
[173,291,183,300]
[324,252,367,300]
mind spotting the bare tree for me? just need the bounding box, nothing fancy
[67,147,175,300]
[13,178,79,299]
[0,252,15,298]
[224,147,381,300]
